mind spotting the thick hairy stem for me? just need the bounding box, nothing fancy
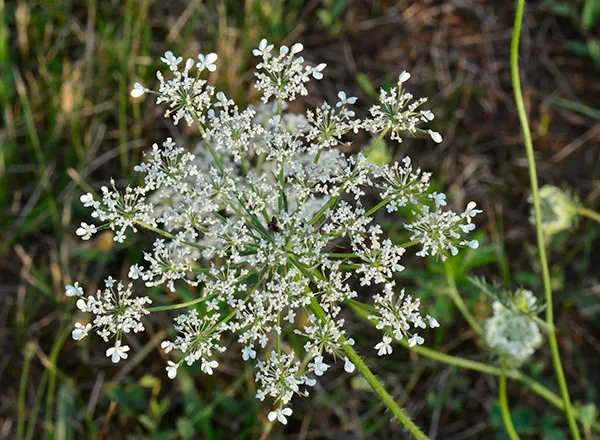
[309,297,428,440]
[510,1,581,438]
[287,257,427,439]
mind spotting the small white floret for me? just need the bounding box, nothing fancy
[106,340,130,363]
[428,130,443,143]
[130,82,146,98]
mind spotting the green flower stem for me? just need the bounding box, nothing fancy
[310,129,391,226]
[287,258,427,439]
[134,220,207,251]
[399,239,420,249]
[195,118,270,230]
[194,115,225,174]
[365,198,392,217]
[364,129,390,158]
[159,115,268,235]
[309,297,428,440]
[328,252,359,259]
[310,191,343,226]
[500,358,521,440]
[578,207,600,224]
[328,240,418,260]
[443,263,483,336]
[511,1,581,438]
[346,298,600,431]
[148,296,207,312]
[239,151,250,175]
[149,270,260,313]
[412,344,599,430]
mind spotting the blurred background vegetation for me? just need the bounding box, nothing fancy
[1,0,599,438]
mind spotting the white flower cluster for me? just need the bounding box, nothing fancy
[406,199,482,261]
[66,277,151,362]
[253,39,326,103]
[363,71,442,144]
[369,283,439,355]
[255,351,314,425]
[161,310,225,378]
[484,289,543,366]
[68,40,481,424]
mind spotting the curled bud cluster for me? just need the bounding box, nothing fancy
[484,289,543,366]
[535,185,579,237]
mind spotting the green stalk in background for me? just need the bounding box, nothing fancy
[443,263,483,336]
[499,358,521,440]
[578,207,600,224]
[510,1,581,438]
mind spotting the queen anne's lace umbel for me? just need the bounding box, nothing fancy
[68,40,481,424]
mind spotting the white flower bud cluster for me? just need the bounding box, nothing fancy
[161,309,226,378]
[136,50,218,126]
[484,289,543,366]
[68,40,482,424]
[255,351,312,425]
[536,185,579,237]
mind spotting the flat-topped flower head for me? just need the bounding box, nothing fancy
[406,198,481,261]
[70,39,479,423]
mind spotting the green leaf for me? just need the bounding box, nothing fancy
[138,414,156,431]
[350,375,372,392]
[55,383,75,440]
[139,375,160,389]
[511,408,534,433]
[578,403,597,431]
[565,40,590,57]
[316,10,333,27]
[356,73,378,99]
[550,2,573,19]
[542,426,567,440]
[365,138,392,166]
[582,0,600,31]
[587,38,600,68]
[489,402,504,428]
[176,417,196,440]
